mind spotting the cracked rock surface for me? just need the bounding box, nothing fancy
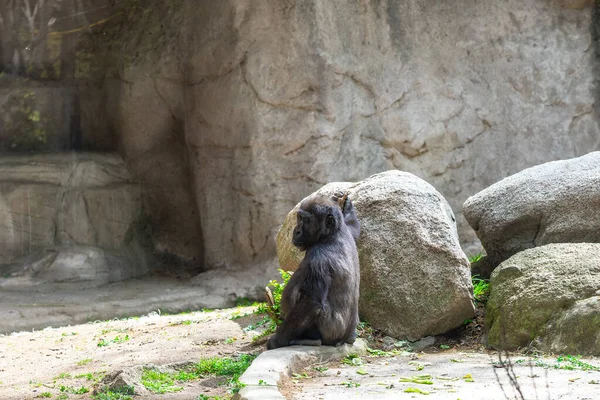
[95,0,600,273]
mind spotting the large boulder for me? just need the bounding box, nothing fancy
[0,153,150,285]
[464,152,600,276]
[277,171,475,340]
[486,243,600,355]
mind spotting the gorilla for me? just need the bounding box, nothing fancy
[267,192,361,349]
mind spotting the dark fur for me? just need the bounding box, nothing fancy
[267,194,360,349]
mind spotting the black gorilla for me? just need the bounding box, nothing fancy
[267,193,360,349]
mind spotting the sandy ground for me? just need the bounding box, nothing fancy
[282,349,600,400]
[0,307,265,400]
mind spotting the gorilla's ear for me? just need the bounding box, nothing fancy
[326,214,335,229]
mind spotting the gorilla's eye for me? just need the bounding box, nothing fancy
[326,215,335,228]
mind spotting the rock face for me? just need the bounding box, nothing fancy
[0,153,149,285]
[463,152,600,275]
[277,171,475,340]
[86,0,600,274]
[486,243,600,355]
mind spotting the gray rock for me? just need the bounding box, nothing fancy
[464,152,600,274]
[486,243,600,355]
[409,336,436,351]
[277,171,475,340]
[94,367,146,397]
[98,0,600,275]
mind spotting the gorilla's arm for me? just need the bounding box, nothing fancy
[342,198,361,243]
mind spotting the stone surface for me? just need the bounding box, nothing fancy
[90,0,600,276]
[0,153,149,285]
[0,275,267,334]
[288,351,600,399]
[277,171,474,340]
[486,243,600,355]
[235,339,367,400]
[464,152,600,274]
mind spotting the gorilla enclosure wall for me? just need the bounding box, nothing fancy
[84,0,600,273]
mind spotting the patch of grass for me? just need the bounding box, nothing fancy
[97,335,130,347]
[74,371,106,383]
[141,369,183,394]
[59,385,89,394]
[197,395,227,400]
[142,354,257,395]
[100,328,130,335]
[554,355,599,371]
[472,275,490,304]
[92,385,134,400]
[77,358,93,366]
[38,393,52,398]
[54,372,72,380]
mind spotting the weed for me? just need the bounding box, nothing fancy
[366,347,403,357]
[256,269,292,327]
[314,366,329,372]
[77,358,93,366]
[469,253,483,263]
[341,381,360,388]
[341,354,363,366]
[38,393,52,398]
[75,371,106,383]
[97,335,130,347]
[59,385,89,394]
[472,275,490,303]
[54,372,72,380]
[57,395,68,400]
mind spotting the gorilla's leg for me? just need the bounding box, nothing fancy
[267,297,322,350]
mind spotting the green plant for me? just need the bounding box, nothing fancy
[469,253,484,263]
[257,269,293,327]
[555,355,599,371]
[59,385,89,394]
[97,335,130,347]
[2,89,49,152]
[77,358,93,366]
[472,275,490,303]
[75,372,105,383]
[341,354,363,366]
[38,393,52,398]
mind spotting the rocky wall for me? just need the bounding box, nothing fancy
[98,0,600,272]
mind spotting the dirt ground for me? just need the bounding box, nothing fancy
[0,307,266,400]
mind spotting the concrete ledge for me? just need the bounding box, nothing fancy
[235,339,367,400]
